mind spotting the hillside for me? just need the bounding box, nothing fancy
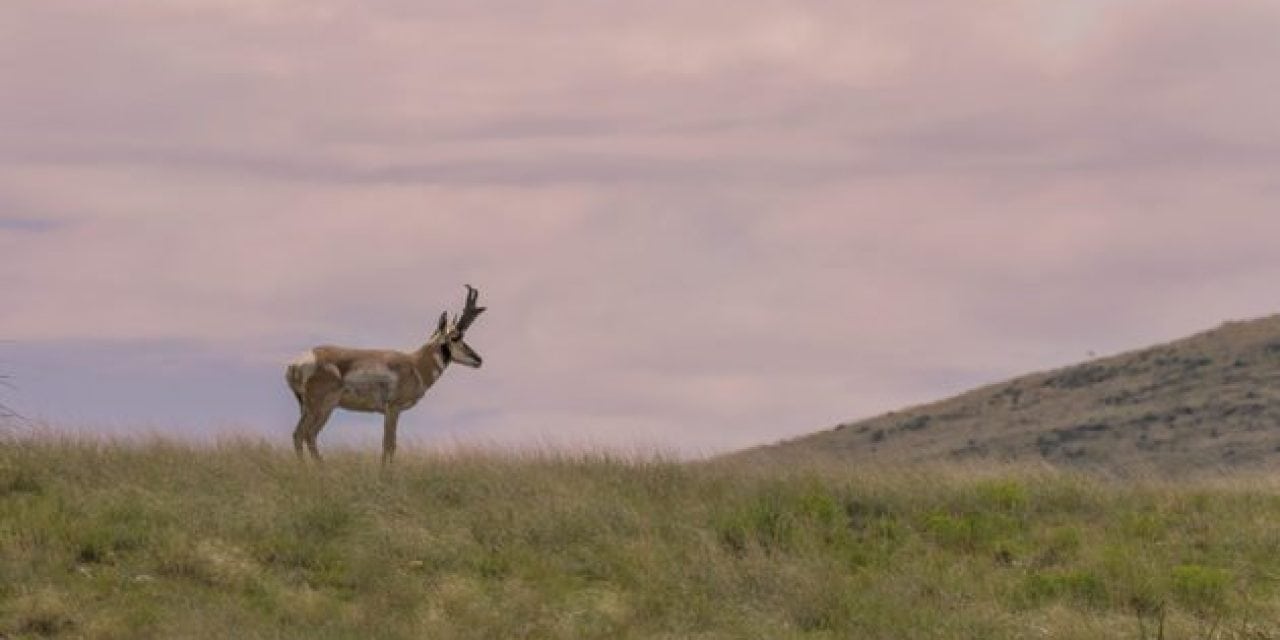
[745,315,1280,474]
[4,439,1280,638]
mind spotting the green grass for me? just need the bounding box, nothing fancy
[3,437,1280,638]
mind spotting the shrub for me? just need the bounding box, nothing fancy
[1171,564,1231,617]
[1020,569,1109,608]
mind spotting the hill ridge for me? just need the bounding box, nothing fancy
[742,314,1280,473]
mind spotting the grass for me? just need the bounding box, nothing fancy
[3,437,1280,638]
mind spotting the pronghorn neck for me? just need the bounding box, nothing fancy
[413,338,450,383]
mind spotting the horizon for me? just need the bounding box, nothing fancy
[4,1,1280,455]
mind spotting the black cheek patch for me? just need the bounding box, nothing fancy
[441,346,453,365]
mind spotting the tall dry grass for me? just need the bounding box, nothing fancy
[2,435,1280,638]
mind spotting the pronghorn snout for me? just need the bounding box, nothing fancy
[450,340,483,368]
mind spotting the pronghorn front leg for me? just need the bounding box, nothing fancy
[382,407,401,466]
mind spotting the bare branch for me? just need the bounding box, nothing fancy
[0,375,21,421]
[0,347,21,423]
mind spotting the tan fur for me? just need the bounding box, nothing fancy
[286,287,485,465]
[286,343,447,464]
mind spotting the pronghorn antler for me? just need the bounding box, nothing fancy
[454,284,486,333]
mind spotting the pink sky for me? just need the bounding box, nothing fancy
[2,1,1280,454]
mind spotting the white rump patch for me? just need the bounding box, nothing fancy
[287,350,319,393]
[290,351,317,369]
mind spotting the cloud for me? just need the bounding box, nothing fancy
[2,1,1280,453]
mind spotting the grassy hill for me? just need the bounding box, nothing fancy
[744,315,1280,474]
[4,438,1280,638]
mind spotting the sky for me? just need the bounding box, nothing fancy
[2,0,1280,456]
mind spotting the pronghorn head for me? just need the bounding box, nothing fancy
[435,284,486,368]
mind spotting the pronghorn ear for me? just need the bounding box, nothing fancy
[437,312,449,335]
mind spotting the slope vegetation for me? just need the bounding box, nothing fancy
[4,439,1280,638]
[748,315,1280,474]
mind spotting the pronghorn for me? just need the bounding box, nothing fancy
[286,285,486,464]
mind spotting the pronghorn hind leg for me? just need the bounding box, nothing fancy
[381,408,401,466]
[300,371,343,463]
[304,399,339,462]
[292,409,310,460]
